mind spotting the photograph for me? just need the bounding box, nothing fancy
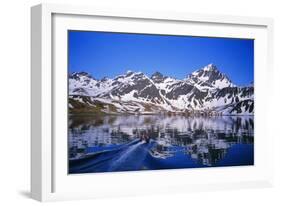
[67,31,254,174]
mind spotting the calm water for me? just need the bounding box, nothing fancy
[68,115,254,174]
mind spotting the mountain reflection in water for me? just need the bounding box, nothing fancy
[68,115,254,174]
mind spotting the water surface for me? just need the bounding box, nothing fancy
[68,114,254,174]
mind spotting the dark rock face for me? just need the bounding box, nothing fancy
[240,86,254,98]
[230,99,254,114]
[151,71,166,83]
[101,77,109,82]
[69,72,92,80]
[188,88,208,103]
[72,88,88,95]
[214,86,253,99]
[136,84,163,104]
[166,82,194,99]
[215,87,239,99]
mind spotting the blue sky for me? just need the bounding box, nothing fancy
[68,31,254,85]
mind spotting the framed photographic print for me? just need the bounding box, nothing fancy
[31,3,274,201]
[68,31,255,174]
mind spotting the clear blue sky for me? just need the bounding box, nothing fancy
[68,31,254,85]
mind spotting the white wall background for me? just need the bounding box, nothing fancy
[0,0,280,205]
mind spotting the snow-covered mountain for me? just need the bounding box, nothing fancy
[69,64,254,115]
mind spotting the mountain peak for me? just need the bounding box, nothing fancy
[204,63,218,71]
[187,64,234,89]
[70,71,93,79]
[101,76,109,82]
[151,71,166,83]
[151,71,163,78]
[126,70,134,74]
[125,70,134,77]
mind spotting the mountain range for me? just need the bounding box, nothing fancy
[68,64,254,115]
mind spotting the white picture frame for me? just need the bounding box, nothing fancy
[31,3,274,202]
